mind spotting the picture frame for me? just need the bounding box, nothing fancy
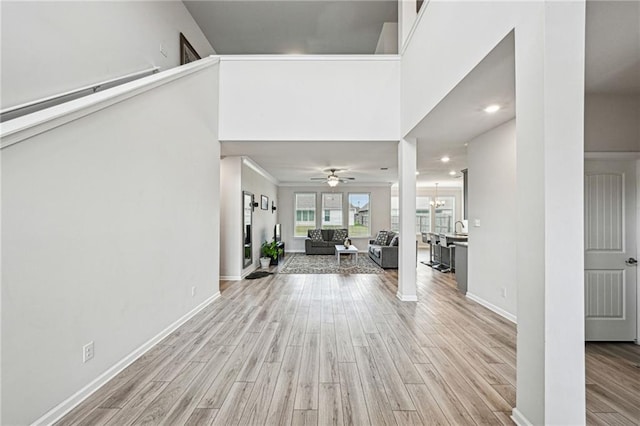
[261,195,269,210]
[179,32,201,65]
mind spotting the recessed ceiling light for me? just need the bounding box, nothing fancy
[449,170,456,176]
[484,104,501,113]
[416,171,420,175]
[441,156,450,163]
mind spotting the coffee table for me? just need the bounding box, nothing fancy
[335,244,358,266]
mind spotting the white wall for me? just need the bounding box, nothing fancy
[219,157,243,279]
[375,23,399,54]
[219,157,279,279]
[218,56,400,141]
[585,94,640,152]
[467,120,517,317]
[1,65,221,425]
[278,185,391,252]
[242,161,279,273]
[403,3,586,424]
[0,0,215,109]
[401,2,522,135]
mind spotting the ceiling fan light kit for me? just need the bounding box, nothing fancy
[311,168,355,187]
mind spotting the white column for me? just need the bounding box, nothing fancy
[514,2,586,425]
[397,138,417,301]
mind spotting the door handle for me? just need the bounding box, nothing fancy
[626,258,638,266]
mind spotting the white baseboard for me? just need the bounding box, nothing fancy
[220,275,242,281]
[33,292,221,426]
[466,292,517,324]
[511,408,534,426]
[396,292,418,302]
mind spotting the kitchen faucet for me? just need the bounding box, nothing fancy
[455,220,465,233]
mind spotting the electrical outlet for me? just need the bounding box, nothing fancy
[191,286,196,297]
[159,43,168,58]
[83,341,94,363]
[501,288,507,298]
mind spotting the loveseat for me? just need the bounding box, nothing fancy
[368,231,399,269]
[305,228,349,255]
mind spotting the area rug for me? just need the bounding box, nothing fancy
[279,253,384,274]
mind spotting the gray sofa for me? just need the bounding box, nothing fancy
[368,231,399,269]
[305,229,349,255]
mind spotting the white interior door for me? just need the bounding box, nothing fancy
[585,159,637,341]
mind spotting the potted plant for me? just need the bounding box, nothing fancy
[261,239,283,267]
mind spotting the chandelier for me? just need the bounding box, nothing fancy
[430,183,445,208]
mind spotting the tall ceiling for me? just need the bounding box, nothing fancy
[585,0,640,94]
[183,1,397,55]
[215,1,638,187]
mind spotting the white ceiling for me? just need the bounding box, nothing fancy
[220,141,399,185]
[586,0,640,94]
[408,32,516,187]
[183,1,397,54]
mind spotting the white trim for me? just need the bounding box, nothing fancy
[585,152,640,160]
[400,0,432,55]
[219,54,400,62]
[511,408,534,426]
[466,292,517,324]
[32,292,221,426]
[1,56,220,149]
[241,157,279,185]
[279,182,394,188]
[220,275,242,281]
[396,292,418,302]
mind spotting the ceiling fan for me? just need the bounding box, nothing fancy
[310,168,355,187]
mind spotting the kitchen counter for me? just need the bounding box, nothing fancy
[454,242,468,294]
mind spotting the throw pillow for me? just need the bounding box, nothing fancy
[332,229,348,242]
[309,229,323,241]
[374,230,388,245]
[389,235,399,246]
[386,232,396,245]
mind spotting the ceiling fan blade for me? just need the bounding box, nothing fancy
[342,177,356,180]
[310,178,327,180]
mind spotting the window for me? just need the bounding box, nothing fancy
[321,193,343,229]
[294,193,316,237]
[390,195,432,234]
[348,193,371,237]
[416,196,431,234]
[434,197,455,234]
[390,196,399,232]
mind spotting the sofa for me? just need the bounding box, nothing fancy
[305,228,349,255]
[368,231,399,269]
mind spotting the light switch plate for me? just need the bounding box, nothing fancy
[474,219,481,227]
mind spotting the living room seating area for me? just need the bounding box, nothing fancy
[368,230,399,269]
[304,228,348,255]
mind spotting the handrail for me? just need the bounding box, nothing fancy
[1,56,220,149]
[0,66,160,123]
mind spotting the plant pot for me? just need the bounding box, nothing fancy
[260,257,271,269]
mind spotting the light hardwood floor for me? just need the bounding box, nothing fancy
[57,261,640,425]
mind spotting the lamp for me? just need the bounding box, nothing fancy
[430,183,445,208]
[327,175,340,187]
